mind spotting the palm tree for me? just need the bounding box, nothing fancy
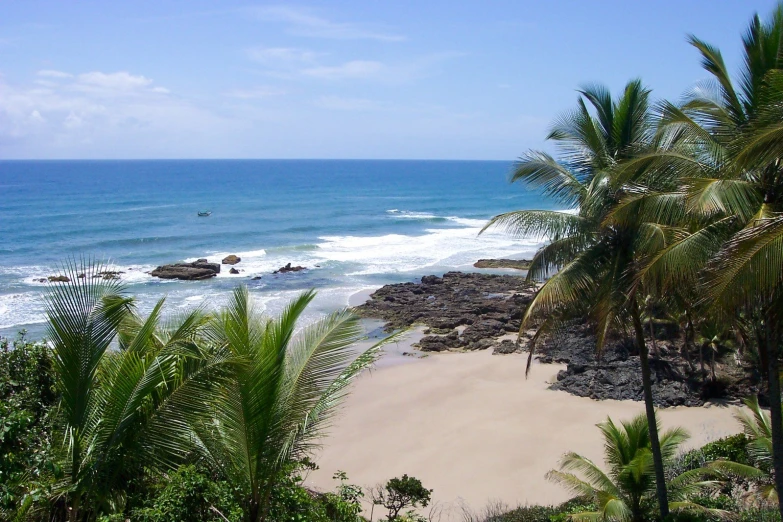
[482,80,677,517]
[547,414,723,522]
[45,260,230,520]
[708,397,778,505]
[605,6,783,516]
[195,286,385,522]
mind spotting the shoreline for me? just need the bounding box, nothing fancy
[305,329,741,519]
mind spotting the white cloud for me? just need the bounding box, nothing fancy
[76,71,153,91]
[0,70,236,158]
[251,6,405,42]
[302,60,384,80]
[246,46,320,65]
[37,69,72,78]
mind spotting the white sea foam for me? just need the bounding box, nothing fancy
[314,221,542,276]
[0,212,546,333]
[386,209,440,220]
[0,293,47,330]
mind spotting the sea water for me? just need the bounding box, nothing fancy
[0,160,559,339]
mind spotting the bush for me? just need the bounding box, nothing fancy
[674,434,750,474]
[0,335,59,519]
[371,474,432,521]
[130,465,243,522]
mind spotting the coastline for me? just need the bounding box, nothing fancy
[305,331,740,518]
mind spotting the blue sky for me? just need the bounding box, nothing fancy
[0,1,779,159]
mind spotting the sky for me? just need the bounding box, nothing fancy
[0,1,780,160]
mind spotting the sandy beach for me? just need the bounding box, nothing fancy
[305,330,743,519]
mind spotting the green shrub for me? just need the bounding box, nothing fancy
[130,465,243,522]
[0,335,59,519]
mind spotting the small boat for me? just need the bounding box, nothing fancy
[197,211,212,217]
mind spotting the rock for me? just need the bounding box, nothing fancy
[48,275,70,282]
[473,259,532,270]
[274,263,306,274]
[77,273,86,279]
[94,271,123,280]
[229,267,240,274]
[222,255,241,265]
[150,260,220,280]
[251,276,262,280]
[493,339,518,354]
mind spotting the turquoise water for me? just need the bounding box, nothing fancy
[0,160,557,338]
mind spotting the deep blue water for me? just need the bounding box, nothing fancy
[0,160,558,338]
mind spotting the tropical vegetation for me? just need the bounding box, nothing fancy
[6,2,783,522]
[484,2,783,520]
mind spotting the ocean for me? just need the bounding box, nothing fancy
[0,160,558,339]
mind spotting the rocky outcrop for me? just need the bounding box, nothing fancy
[357,271,759,408]
[473,259,532,270]
[355,272,535,352]
[229,267,240,274]
[222,255,241,265]
[47,275,70,283]
[274,263,306,274]
[150,259,220,280]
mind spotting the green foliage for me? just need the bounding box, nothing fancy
[676,434,751,474]
[319,471,365,521]
[547,413,725,521]
[129,465,243,522]
[0,334,59,519]
[371,474,432,521]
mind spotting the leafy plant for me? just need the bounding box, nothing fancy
[371,474,432,521]
[547,414,725,521]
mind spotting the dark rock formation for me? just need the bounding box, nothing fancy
[274,263,306,274]
[229,267,240,274]
[93,271,123,280]
[473,259,532,270]
[493,339,518,355]
[47,275,70,283]
[150,259,220,280]
[222,255,241,265]
[355,272,535,353]
[357,271,759,408]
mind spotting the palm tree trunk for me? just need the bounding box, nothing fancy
[764,316,783,520]
[631,300,669,519]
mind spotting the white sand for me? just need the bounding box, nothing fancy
[305,333,742,519]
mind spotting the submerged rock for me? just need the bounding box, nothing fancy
[150,260,220,280]
[229,267,240,274]
[274,263,306,274]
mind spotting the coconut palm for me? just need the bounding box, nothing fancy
[547,414,724,522]
[45,260,230,520]
[707,397,778,505]
[604,6,783,516]
[195,286,385,522]
[482,79,678,517]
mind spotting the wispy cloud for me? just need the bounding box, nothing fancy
[302,60,385,80]
[37,70,73,78]
[250,6,405,42]
[245,46,321,66]
[0,70,234,157]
